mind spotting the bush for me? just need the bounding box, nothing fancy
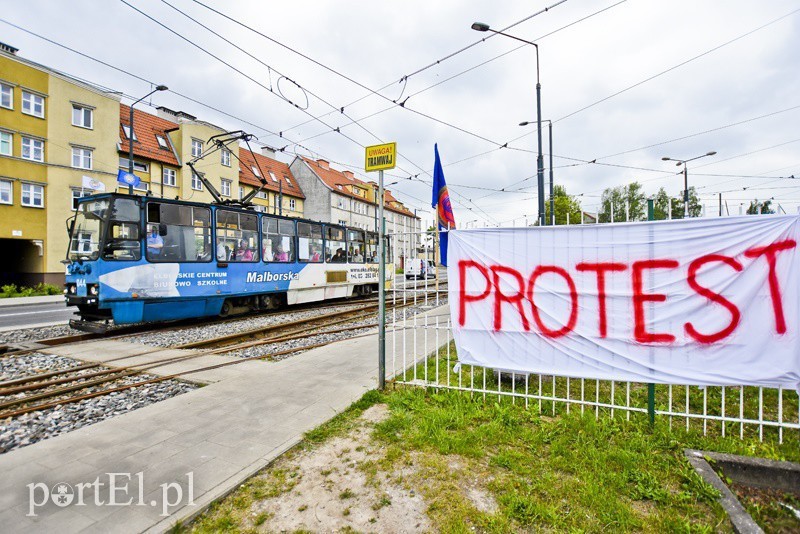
[0,283,62,298]
[1,284,17,296]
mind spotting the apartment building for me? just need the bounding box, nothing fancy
[238,146,304,218]
[0,43,120,285]
[289,156,421,267]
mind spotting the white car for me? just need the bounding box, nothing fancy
[405,258,436,279]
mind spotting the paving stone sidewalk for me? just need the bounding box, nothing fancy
[0,305,448,533]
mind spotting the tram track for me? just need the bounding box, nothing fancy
[0,289,447,421]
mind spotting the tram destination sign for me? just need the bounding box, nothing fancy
[365,142,396,172]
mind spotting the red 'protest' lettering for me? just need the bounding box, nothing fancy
[490,265,530,332]
[744,239,796,334]
[458,260,491,326]
[684,255,743,344]
[632,259,679,343]
[576,262,627,338]
[526,266,578,338]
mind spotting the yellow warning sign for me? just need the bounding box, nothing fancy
[365,142,396,172]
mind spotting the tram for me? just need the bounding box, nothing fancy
[64,192,393,332]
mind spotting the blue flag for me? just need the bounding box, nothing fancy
[431,144,455,266]
[117,169,140,188]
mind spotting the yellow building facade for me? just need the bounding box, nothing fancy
[0,47,120,285]
[1,47,308,287]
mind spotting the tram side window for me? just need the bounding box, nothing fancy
[216,209,259,262]
[262,217,296,263]
[103,198,141,261]
[325,226,346,263]
[347,229,365,263]
[366,232,378,263]
[146,202,211,262]
[297,222,323,263]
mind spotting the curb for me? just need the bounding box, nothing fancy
[0,295,64,307]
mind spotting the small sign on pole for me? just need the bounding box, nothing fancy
[365,143,396,172]
[366,142,397,390]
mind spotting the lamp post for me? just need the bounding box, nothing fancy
[472,22,544,226]
[661,151,716,218]
[520,119,553,224]
[128,85,168,194]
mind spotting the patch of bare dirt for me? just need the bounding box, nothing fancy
[250,404,431,533]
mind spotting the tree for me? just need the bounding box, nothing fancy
[746,199,775,215]
[598,182,646,223]
[544,184,583,225]
[651,186,702,220]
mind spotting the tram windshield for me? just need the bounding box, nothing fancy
[68,198,110,261]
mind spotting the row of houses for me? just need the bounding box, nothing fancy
[0,43,421,286]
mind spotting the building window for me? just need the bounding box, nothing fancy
[118,157,147,172]
[0,83,12,109]
[191,139,203,158]
[191,173,203,191]
[220,179,231,197]
[238,186,244,200]
[155,135,168,149]
[0,179,11,204]
[71,147,93,169]
[71,189,91,211]
[21,183,44,207]
[162,167,176,187]
[256,190,267,199]
[289,198,296,210]
[21,137,44,162]
[251,165,260,178]
[268,171,278,183]
[284,174,292,185]
[121,124,137,140]
[0,131,11,156]
[338,219,347,227]
[71,105,93,129]
[221,148,230,166]
[21,91,44,118]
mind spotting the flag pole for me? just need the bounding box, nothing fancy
[435,223,440,299]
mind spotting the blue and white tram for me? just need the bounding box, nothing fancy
[64,193,392,331]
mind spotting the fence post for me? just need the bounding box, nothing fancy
[647,197,656,426]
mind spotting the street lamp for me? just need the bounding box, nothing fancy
[520,119,553,225]
[472,22,545,226]
[661,151,716,218]
[128,85,168,194]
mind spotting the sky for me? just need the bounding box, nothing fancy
[3,0,800,228]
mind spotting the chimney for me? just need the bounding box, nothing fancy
[156,106,195,122]
[0,42,18,55]
[343,170,354,180]
[261,145,276,158]
[317,159,330,170]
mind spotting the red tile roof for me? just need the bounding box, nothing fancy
[118,104,180,166]
[239,149,305,199]
[300,157,418,219]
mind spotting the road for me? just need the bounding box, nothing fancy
[0,301,75,331]
[0,272,448,331]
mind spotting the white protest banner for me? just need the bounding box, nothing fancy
[447,215,800,389]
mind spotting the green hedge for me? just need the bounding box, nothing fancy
[0,283,62,298]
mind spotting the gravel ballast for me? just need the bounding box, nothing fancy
[0,352,196,454]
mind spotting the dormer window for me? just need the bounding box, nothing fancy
[284,175,292,185]
[122,125,136,140]
[268,171,278,182]
[251,166,260,177]
[155,135,168,149]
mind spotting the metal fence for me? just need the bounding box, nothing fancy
[387,227,800,446]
